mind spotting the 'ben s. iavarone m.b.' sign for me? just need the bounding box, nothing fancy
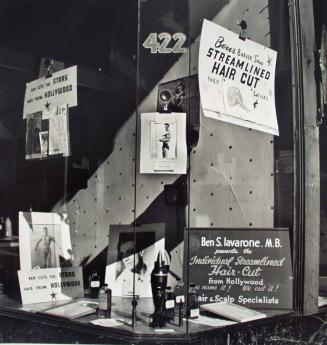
[185,228,293,309]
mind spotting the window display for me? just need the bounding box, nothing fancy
[0,0,309,342]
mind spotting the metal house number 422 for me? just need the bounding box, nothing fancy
[142,32,187,54]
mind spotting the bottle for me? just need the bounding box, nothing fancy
[0,267,4,295]
[188,283,199,319]
[0,217,5,238]
[164,286,175,321]
[105,284,112,318]
[89,271,100,298]
[175,278,185,304]
[98,287,107,318]
[5,218,12,237]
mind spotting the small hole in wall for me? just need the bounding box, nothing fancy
[119,147,122,151]
[95,175,98,179]
[161,181,164,185]
[270,140,273,144]
[146,195,149,199]
[211,163,214,167]
[132,209,135,213]
[107,161,110,165]
[193,150,196,154]
[119,172,122,176]
[270,206,274,210]
[249,128,252,131]
[83,233,86,237]
[229,207,232,211]
[210,222,214,226]
[106,209,109,213]
[249,158,253,162]
[83,210,86,214]
[249,222,253,226]
[133,133,136,136]
[132,158,135,162]
[94,222,97,226]
[193,208,196,212]
[249,191,253,194]
[210,193,214,196]
[229,145,232,149]
[193,179,196,183]
[119,197,122,201]
[210,133,213,137]
[107,185,110,189]
[94,198,97,202]
[94,245,97,249]
[270,173,274,177]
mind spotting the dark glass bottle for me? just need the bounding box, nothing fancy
[88,271,100,298]
[0,217,5,238]
[188,283,199,319]
[165,286,175,321]
[98,287,107,317]
[105,284,112,318]
[174,278,185,304]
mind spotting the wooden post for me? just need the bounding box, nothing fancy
[291,0,320,314]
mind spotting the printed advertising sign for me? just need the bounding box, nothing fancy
[185,228,293,309]
[23,66,77,118]
[18,267,83,305]
[198,20,279,135]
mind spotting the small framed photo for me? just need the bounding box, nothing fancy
[140,112,187,174]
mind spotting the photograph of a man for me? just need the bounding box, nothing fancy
[151,121,177,160]
[159,123,171,158]
[106,224,166,298]
[33,226,61,268]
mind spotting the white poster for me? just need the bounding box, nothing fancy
[48,104,70,157]
[140,112,187,174]
[199,19,279,135]
[23,66,77,119]
[18,267,83,305]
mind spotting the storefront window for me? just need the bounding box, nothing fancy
[0,0,302,339]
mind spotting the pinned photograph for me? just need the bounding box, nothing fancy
[48,104,70,157]
[25,112,43,160]
[31,224,61,268]
[39,131,49,157]
[150,121,177,159]
[19,212,73,271]
[140,112,187,174]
